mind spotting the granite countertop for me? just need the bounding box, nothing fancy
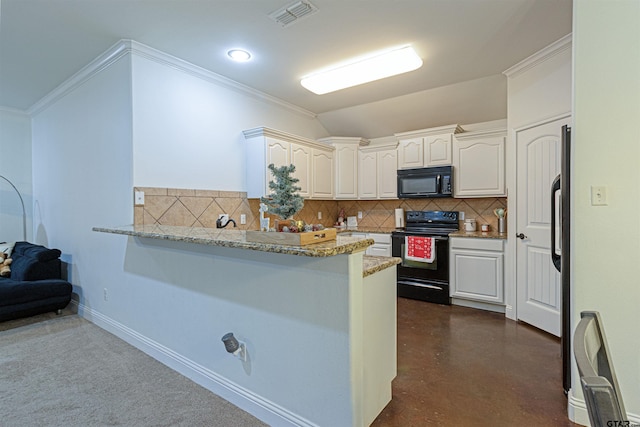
[362,255,401,278]
[93,224,375,257]
[449,230,507,240]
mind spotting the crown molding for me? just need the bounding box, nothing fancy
[503,33,572,78]
[28,40,131,115]
[28,39,317,119]
[0,106,29,116]
[395,123,464,139]
[454,127,506,140]
[359,140,398,151]
[243,126,333,151]
[317,136,370,147]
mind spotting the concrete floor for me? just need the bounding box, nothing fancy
[372,297,579,426]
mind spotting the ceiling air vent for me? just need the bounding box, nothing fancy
[269,0,318,27]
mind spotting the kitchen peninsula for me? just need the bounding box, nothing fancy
[93,224,399,427]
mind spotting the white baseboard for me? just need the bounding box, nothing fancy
[451,298,506,313]
[568,387,640,426]
[73,301,318,427]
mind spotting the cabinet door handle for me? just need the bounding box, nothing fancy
[515,233,527,240]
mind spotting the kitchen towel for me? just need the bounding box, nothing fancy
[405,236,435,263]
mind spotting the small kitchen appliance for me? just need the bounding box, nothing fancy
[394,208,405,228]
[464,218,476,232]
[397,166,453,198]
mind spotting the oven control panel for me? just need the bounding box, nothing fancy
[406,210,459,224]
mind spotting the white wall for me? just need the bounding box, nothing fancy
[130,44,329,190]
[572,0,640,423]
[503,35,572,322]
[31,52,134,301]
[0,108,32,242]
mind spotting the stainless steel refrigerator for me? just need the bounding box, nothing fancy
[551,124,571,394]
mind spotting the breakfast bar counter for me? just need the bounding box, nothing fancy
[93,223,398,426]
[93,224,374,257]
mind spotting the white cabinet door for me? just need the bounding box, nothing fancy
[266,138,289,167]
[377,150,398,199]
[266,138,290,194]
[424,133,452,166]
[312,149,334,199]
[334,144,358,199]
[397,138,423,169]
[368,244,392,257]
[453,130,506,197]
[358,151,378,199]
[450,237,504,304]
[367,234,392,256]
[291,143,312,198]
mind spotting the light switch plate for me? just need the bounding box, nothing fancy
[591,186,608,206]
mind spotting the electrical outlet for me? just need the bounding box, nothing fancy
[218,214,229,221]
[357,211,363,219]
[103,288,108,302]
[240,214,246,224]
[134,191,144,205]
[317,211,322,220]
[459,211,465,220]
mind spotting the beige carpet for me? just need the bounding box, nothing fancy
[0,313,268,427]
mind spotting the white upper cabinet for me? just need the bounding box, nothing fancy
[290,143,312,198]
[319,137,370,199]
[266,138,289,168]
[397,138,423,169]
[377,149,398,199]
[453,128,507,198]
[358,150,378,199]
[396,124,463,169]
[244,127,335,199]
[358,142,398,200]
[311,148,334,199]
[424,133,453,166]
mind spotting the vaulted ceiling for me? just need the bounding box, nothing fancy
[0,0,572,137]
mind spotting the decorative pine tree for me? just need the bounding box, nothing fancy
[260,163,304,221]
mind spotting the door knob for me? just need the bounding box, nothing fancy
[515,233,527,240]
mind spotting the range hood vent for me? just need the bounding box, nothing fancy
[269,0,318,27]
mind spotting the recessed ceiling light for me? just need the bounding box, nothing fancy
[301,46,423,95]
[227,49,251,62]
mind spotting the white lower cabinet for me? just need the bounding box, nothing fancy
[366,233,392,257]
[450,237,504,305]
[339,232,392,256]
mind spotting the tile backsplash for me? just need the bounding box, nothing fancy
[134,187,506,232]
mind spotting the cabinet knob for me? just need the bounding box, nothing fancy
[515,233,527,240]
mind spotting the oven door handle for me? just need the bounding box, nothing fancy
[393,234,449,241]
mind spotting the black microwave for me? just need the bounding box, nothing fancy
[397,166,453,198]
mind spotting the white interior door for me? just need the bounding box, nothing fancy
[515,116,569,336]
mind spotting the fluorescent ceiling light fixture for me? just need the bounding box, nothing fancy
[227,49,251,62]
[301,46,423,95]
